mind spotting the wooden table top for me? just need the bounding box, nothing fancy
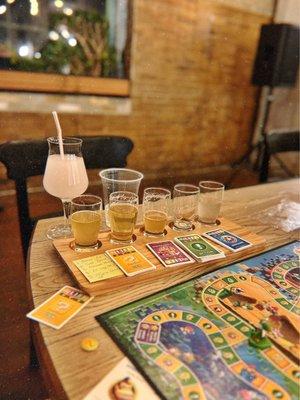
[27,179,299,400]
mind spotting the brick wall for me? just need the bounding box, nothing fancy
[0,0,272,184]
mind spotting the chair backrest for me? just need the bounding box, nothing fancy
[259,130,299,183]
[267,131,299,155]
[0,135,134,261]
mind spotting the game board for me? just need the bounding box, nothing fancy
[97,242,300,400]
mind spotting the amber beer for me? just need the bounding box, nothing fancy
[71,211,101,246]
[109,203,138,242]
[144,210,168,235]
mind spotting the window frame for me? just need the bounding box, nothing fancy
[0,70,130,96]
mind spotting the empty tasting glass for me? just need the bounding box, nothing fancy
[43,137,89,239]
[99,168,143,226]
[173,184,200,231]
[198,181,224,224]
[70,195,102,252]
[109,191,138,244]
[143,187,171,237]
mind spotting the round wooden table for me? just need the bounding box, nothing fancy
[27,180,299,399]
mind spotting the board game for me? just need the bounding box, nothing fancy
[97,242,300,400]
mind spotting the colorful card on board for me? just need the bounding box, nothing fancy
[83,357,159,400]
[174,234,225,261]
[203,229,252,252]
[74,254,124,283]
[27,286,93,329]
[106,246,156,276]
[146,240,195,267]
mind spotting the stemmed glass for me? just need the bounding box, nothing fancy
[43,137,89,239]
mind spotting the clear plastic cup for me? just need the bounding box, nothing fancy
[99,168,143,226]
[198,181,224,224]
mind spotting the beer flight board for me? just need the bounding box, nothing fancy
[53,218,266,296]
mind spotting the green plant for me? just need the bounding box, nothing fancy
[10,9,117,77]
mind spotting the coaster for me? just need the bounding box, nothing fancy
[169,221,196,231]
[69,240,102,252]
[196,217,221,226]
[139,226,168,237]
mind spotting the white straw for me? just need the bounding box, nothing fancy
[52,111,64,160]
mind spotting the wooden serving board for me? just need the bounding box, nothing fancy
[53,218,266,296]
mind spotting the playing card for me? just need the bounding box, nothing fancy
[27,286,93,329]
[203,229,252,252]
[74,254,124,283]
[83,357,159,400]
[146,240,195,267]
[174,234,225,261]
[106,246,156,276]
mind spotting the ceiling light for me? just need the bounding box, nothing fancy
[54,0,63,8]
[7,0,15,4]
[30,0,39,16]
[18,45,30,57]
[0,5,7,14]
[63,7,73,16]
[61,28,70,39]
[49,30,59,41]
[68,37,77,47]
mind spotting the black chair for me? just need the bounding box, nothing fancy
[259,131,299,183]
[0,136,134,262]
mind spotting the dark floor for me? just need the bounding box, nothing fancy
[0,164,286,399]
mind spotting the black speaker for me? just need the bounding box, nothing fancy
[252,23,299,87]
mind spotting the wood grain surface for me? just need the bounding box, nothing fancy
[27,180,299,400]
[53,217,266,296]
[0,71,130,97]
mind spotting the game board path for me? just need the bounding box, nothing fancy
[136,310,290,400]
[271,261,300,296]
[201,272,300,385]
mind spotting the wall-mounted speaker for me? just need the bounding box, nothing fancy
[252,23,299,87]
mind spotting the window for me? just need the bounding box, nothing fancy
[0,0,129,80]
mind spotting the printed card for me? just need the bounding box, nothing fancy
[146,240,195,267]
[203,229,252,252]
[74,254,124,283]
[174,234,225,261]
[106,246,156,276]
[83,357,159,400]
[27,286,93,329]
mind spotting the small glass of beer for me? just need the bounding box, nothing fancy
[143,187,171,237]
[109,191,138,244]
[173,184,200,231]
[70,195,102,252]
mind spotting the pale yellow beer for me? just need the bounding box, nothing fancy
[109,203,138,242]
[144,210,167,235]
[143,187,171,237]
[71,210,101,246]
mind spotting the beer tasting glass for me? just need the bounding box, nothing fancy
[70,195,102,252]
[109,191,138,244]
[43,137,89,239]
[198,181,224,224]
[99,168,143,226]
[143,187,171,237]
[173,184,200,231]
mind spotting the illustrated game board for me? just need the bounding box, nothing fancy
[97,242,300,400]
